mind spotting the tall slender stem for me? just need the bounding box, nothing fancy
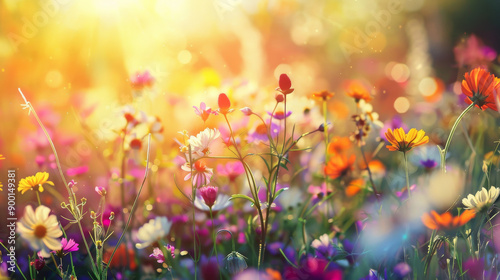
[440,103,475,173]
[210,208,221,279]
[403,152,411,199]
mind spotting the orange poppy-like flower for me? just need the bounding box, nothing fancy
[461,67,500,111]
[346,81,372,102]
[324,153,355,180]
[345,178,364,197]
[327,137,352,154]
[385,128,429,153]
[312,90,334,101]
[421,210,475,230]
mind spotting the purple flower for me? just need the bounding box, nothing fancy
[311,234,337,259]
[267,110,292,120]
[247,122,279,143]
[380,116,406,141]
[393,262,411,278]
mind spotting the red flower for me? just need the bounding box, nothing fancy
[218,93,233,114]
[462,67,500,111]
[277,74,294,94]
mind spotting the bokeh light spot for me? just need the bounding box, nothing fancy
[394,97,410,113]
[418,77,437,97]
[178,50,192,64]
[45,70,63,88]
[391,63,410,83]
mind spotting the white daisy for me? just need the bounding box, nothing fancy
[462,186,500,212]
[135,216,173,249]
[188,128,220,159]
[17,205,62,257]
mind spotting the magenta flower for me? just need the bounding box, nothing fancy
[95,186,107,197]
[131,71,154,90]
[217,161,244,182]
[193,102,218,122]
[53,238,79,258]
[199,186,218,209]
[66,166,89,177]
[150,245,175,263]
[454,35,497,68]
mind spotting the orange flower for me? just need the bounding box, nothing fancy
[324,153,355,180]
[461,67,500,111]
[421,210,475,230]
[385,128,429,153]
[346,178,364,197]
[312,90,334,101]
[327,137,352,154]
[346,81,372,102]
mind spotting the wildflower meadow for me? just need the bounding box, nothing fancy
[1,1,500,279]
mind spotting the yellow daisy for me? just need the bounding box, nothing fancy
[18,172,54,194]
[385,128,429,153]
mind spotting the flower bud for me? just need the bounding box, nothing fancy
[240,107,253,116]
[224,251,248,274]
[109,212,115,221]
[275,93,284,103]
[95,186,107,197]
[199,186,218,209]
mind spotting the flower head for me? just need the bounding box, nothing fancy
[218,93,233,114]
[18,172,54,194]
[461,67,500,111]
[277,74,294,95]
[199,186,218,209]
[135,217,173,249]
[53,238,79,258]
[311,234,337,259]
[194,102,218,122]
[312,90,334,101]
[188,128,221,159]
[240,107,253,116]
[421,210,475,230]
[194,193,232,212]
[385,128,429,153]
[324,153,355,180]
[131,71,154,90]
[181,160,213,187]
[454,35,497,68]
[217,161,244,181]
[346,81,372,102]
[150,245,175,263]
[17,205,62,257]
[225,251,248,274]
[95,186,107,197]
[267,110,292,120]
[462,187,500,213]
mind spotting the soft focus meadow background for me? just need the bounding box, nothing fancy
[1,0,500,279]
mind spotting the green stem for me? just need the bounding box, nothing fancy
[403,152,411,199]
[210,209,221,280]
[440,103,475,173]
[36,191,42,206]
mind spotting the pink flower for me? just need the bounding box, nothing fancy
[95,186,107,197]
[307,183,330,200]
[66,166,89,177]
[52,238,79,257]
[217,161,244,182]
[240,107,253,116]
[193,102,218,122]
[199,186,218,208]
[131,71,154,90]
[181,160,213,187]
[150,245,175,263]
[454,35,497,68]
[267,110,292,120]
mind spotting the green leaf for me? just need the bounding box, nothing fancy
[274,187,288,199]
[230,194,255,205]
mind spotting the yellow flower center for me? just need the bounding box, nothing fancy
[34,224,47,238]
